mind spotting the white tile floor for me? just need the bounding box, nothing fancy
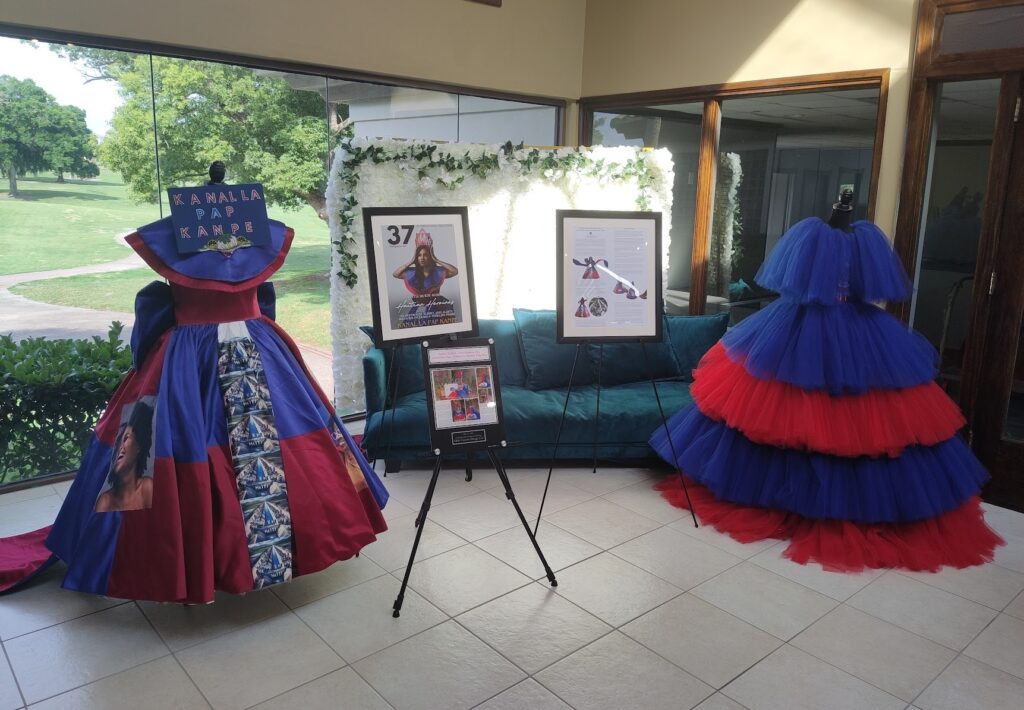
[1,466,1024,710]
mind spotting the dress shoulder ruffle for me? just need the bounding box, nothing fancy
[754,217,910,304]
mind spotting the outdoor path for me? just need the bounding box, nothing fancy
[0,257,336,398]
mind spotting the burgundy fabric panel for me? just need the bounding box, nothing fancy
[172,284,260,325]
[93,334,170,446]
[0,527,53,593]
[279,431,385,577]
[106,446,251,604]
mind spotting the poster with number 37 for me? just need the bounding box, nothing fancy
[362,207,478,347]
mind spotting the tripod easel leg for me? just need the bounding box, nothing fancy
[641,342,698,528]
[487,448,557,587]
[393,453,443,618]
[534,343,581,536]
[592,343,603,474]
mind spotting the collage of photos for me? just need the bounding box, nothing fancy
[217,335,294,589]
[429,365,498,429]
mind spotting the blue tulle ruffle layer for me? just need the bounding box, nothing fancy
[755,218,911,305]
[721,299,938,394]
[650,408,988,524]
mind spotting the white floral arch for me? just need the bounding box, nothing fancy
[326,137,674,413]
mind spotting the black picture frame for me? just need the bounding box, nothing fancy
[362,206,478,348]
[422,338,505,453]
[555,209,663,343]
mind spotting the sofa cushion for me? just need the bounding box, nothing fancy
[478,319,527,387]
[586,317,682,386]
[665,312,729,378]
[513,309,596,390]
[359,325,425,399]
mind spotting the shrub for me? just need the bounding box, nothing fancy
[0,323,132,485]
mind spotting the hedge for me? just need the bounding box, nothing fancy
[0,323,131,486]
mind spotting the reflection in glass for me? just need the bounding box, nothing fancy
[1006,322,1024,441]
[590,104,703,312]
[709,89,879,320]
[940,5,1024,55]
[910,79,1000,397]
[327,81,558,145]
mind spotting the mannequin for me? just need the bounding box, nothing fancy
[827,187,855,232]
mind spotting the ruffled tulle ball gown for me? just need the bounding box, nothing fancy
[7,217,388,603]
[650,216,1003,571]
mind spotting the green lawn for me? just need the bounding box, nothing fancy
[0,171,159,275]
[6,170,335,347]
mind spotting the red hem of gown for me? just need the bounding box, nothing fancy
[0,527,54,593]
[692,343,966,458]
[655,475,1004,573]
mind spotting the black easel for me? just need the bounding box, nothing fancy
[532,339,699,534]
[392,443,557,617]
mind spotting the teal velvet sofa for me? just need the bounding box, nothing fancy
[360,309,729,470]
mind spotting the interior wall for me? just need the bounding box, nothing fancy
[0,0,587,100]
[581,0,920,233]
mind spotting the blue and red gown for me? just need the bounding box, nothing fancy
[651,217,1003,572]
[36,217,388,603]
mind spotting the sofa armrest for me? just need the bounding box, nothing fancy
[362,347,387,415]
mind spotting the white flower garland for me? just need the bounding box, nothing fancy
[327,134,674,414]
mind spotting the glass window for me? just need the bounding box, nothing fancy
[939,5,1024,55]
[710,88,879,320]
[910,79,1001,396]
[589,104,703,313]
[0,31,561,483]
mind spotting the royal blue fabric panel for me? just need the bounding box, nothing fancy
[755,217,852,305]
[722,299,938,394]
[246,321,388,508]
[135,217,287,284]
[246,320,331,439]
[754,218,911,305]
[156,325,226,461]
[131,281,176,369]
[650,408,987,524]
[849,221,912,303]
[257,282,277,321]
[46,437,122,595]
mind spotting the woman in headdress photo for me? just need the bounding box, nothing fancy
[95,400,155,513]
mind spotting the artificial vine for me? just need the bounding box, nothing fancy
[333,127,660,288]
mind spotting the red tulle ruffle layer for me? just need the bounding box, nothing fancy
[656,475,1003,572]
[692,343,965,458]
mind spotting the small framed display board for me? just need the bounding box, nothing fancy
[555,209,663,343]
[363,206,478,347]
[422,338,504,453]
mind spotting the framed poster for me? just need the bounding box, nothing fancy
[363,207,478,347]
[422,338,505,453]
[556,210,663,343]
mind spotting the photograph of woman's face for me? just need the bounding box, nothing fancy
[112,425,140,479]
[415,246,432,268]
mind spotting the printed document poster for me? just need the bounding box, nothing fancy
[558,211,662,342]
[427,345,499,430]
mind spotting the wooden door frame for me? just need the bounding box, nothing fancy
[579,69,889,314]
[894,0,1024,409]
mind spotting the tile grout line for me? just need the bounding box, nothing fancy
[891,567,1024,613]
[1,599,132,643]
[132,601,215,710]
[1,637,27,710]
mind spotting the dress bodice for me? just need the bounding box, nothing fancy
[171,284,261,325]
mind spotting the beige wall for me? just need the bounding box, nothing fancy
[2,0,920,228]
[581,0,920,232]
[0,0,587,100]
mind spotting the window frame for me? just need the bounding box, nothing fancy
[0,22,567,145]
[579,69,890,314]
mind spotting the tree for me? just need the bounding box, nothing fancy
[53,47,338,219]
[0,76,99,196]
[46,105,100,183]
